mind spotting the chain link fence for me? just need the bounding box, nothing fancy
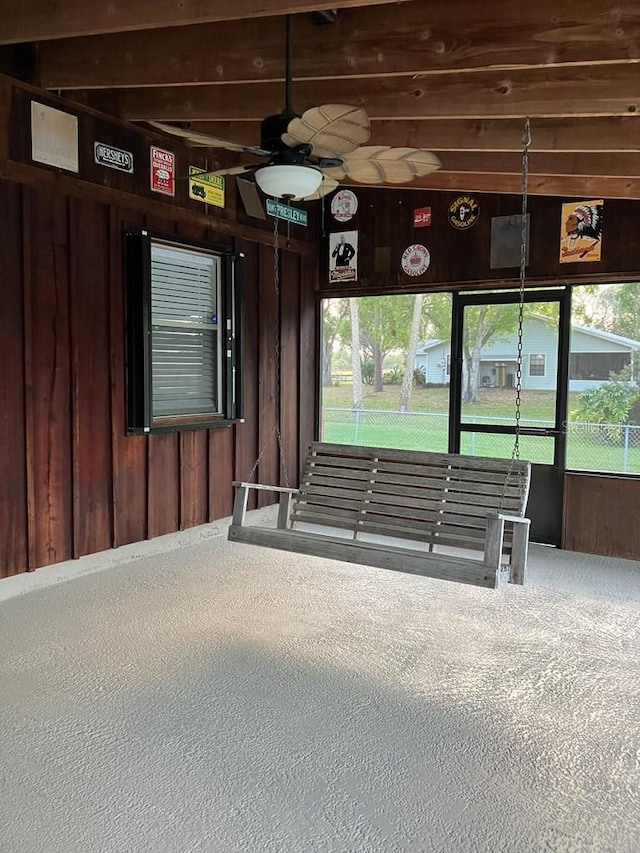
[322,407,640,474]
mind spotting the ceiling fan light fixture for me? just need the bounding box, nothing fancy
[255,164,322,199]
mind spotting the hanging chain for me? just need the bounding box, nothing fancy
[246,215,290,486]
[513,117,531,463]
[500,118,530,515]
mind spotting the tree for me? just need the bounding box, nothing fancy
[349,298,364,410]
[356,295,417,392]
[398,294,424,411]
[461,304,519,403]
[321,299,348,387]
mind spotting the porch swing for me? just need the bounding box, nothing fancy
[228,124,534,590]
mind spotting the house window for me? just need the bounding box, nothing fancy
[446,353,451,375]
[126,230,243,433]
[529,353,546,376]
[569,351,631,381]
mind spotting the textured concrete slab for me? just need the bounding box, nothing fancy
[1,534,639,852]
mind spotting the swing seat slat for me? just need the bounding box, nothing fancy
[228,442,531,589]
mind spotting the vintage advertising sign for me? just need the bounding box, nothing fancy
[401,244,431,276]
[94,141,134,173]
[188,166,225,207]
[266,198,308,226]
[31,101,79,173]
[331,189,358,222]
[559,199,604,264]
[413,207,432,228]
[150,146,175,196]
[448,195,479,230]
[329,231,358,283]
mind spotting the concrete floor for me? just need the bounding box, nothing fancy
[1,531,639,853]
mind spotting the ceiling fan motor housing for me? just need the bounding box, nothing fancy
[260,109,299,152]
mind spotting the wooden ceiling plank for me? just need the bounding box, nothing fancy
[185,117,640,152]
[0,0,412,44]
[439,151,640,179]
[113,64,640,121]
[368,173,640,199]
[38,1,640,89]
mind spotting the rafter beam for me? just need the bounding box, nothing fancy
[438,151,640,178]
[373,173,640,200]
[0,0,411,44]
[113,64,640,122]
[184,117,640,152]
[37,1,640,89]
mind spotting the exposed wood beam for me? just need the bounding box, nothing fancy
[38,1,640,89]
[383,172,640,199]
[438,151,640,178]
[113,64,640,122]
[184,117,640,152]
[0,0,411,44]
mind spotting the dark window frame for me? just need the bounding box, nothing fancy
[125,228,243,434]
[529,353,546,377]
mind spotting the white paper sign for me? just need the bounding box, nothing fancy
[31,102,79,173]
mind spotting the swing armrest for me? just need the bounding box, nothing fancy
[483,512,530,586]
[231,482,300,529]
[232,481,299,495]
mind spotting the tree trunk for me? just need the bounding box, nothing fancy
[373,342,384,392]
[322,333,333,387]
[398,294,424,412]
[349,298,364,410]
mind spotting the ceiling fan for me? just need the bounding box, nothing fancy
[148,15,442,201]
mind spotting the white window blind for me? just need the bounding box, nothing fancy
[150,242,221,418]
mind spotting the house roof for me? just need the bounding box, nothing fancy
[418,318,640,353]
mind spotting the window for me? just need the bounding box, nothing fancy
[569,351,631,381]
[126,230,243,433]
[529,353,546,377]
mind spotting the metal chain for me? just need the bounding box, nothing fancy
[245,214,290,486]
[513,117,531,464]
[500,118,530,514]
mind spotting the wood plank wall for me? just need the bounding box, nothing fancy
[0,179,316,578]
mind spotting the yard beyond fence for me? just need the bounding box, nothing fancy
[321,407,640,474]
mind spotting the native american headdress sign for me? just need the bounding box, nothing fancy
[559,200,604,264]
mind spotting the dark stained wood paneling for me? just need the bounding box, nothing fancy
[320,189,640,295]
[70,198,113,557]
[256,242,279,506]
[26,187,73,567]
[180,430,209,529]
[148,433,180,537]
[110,208,148,547]
[563,474,640,560]
[280,250,301,486]
[209,427,235,522]
[0,181,28,577]
[299,253,319,470]
[234,238,259,509]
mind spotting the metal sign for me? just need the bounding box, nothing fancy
[266,199,308,226]
[188,166,225,207]
[94,141,134,173]
[150,146,175,196]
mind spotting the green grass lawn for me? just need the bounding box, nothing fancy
[321,383,640,474]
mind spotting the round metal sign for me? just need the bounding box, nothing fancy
[331,189,358,222]
[401,244,431,276]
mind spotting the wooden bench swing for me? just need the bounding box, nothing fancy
[229,120,534,590]
[229,442,531,589]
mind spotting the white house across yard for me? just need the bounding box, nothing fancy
[415,316,640,392]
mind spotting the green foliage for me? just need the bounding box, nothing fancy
[413,366,427,387]
[571,381,640,444]
[384,366,404,385]
[361,358,374,385]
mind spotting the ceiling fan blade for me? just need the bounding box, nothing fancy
[283,105,371,159]
[188,164,254,179]
[147,121,271,157]
[292,176,339,201]
[323,146,442,185]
